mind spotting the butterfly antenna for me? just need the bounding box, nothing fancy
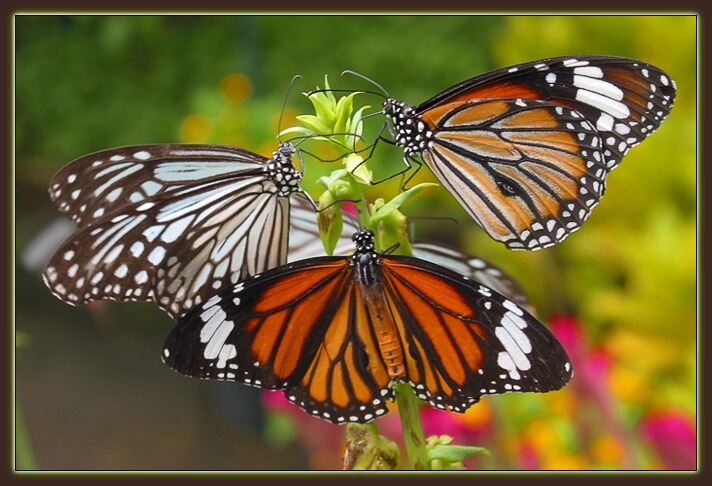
[341,70,390,98]
[382,242,401,255]
[306,87,386,100]
[288,132,370,165]
[277,74,303,142]
[297,190,319,212]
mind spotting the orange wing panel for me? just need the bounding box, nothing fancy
[253,261,345,313]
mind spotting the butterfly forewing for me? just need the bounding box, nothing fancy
[48,144,271,227]
[43,143,302,319]
[163,256,395,423]
[419,55,676,169]
[425,98,606,249]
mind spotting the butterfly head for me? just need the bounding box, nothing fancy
[351,229,376,252]
[383,98,416,121]
[267,142,303,197]
[276,141,297,159]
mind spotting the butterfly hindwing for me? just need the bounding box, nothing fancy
[287,196,357,262]
[423,97,607,249]
[410,242,530,310]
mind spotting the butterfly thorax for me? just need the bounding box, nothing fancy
[265,142,303,196]
[383,98,433,157]
[350,230,380,287]
[349,230,406,379]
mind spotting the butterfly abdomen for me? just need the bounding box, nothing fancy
[350,231,407,379]
[361,284,406,379]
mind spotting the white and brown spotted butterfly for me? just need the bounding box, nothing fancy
[383,55,676,250]
[42,142,305,319]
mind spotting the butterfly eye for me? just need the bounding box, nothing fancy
[277,141,296,158]
[383,99,397,116]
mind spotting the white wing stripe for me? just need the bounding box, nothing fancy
[94,165,142,196]
[154,161,262,181]
[155,182,248,223]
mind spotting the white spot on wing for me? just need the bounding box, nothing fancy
[147,246,166,265]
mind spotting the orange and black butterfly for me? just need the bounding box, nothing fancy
[383,55,676,250]
[163,229,571,424]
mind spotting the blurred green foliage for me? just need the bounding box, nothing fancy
[15,14,696,470]
[15,15,504,164]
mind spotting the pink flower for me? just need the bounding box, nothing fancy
[548,314,612,399]
[640,410,696,470]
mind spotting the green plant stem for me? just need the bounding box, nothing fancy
[393,382,429,470]
[16,404,38,470]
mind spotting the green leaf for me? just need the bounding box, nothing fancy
[425,436,489,470]
[343,153,372,185]
[369,182,438,226]
[428,443,490,463]
[317,190,344,256]
[294,114,331,134]
[309,76,337,125]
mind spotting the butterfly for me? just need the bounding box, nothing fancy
[162,229,571,424]
[383,55,676,250]
[42,142,305,319]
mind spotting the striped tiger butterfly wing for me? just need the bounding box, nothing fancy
[379,254,571,412]
[423,98,606,249]
[43,143,302,319]
[384,55,676,250]
[163,256,395,423]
